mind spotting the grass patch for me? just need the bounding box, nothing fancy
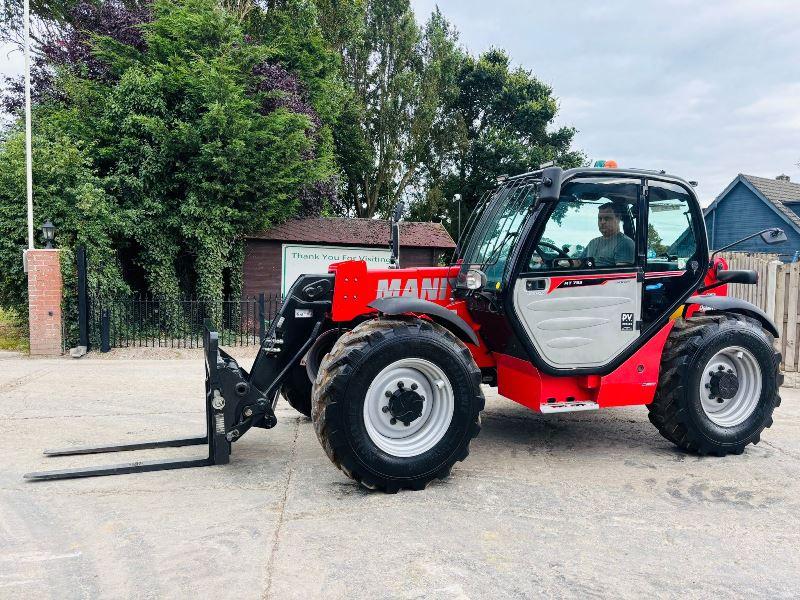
[0,307,28,352]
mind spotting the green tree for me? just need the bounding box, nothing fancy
[648,223,669,257]
[410,49,584,238]
[0,0,339,323]
[319,0,462,218]
[0,123,129,325]
[88,0,336,309]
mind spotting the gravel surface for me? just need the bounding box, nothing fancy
[3,355,799,599]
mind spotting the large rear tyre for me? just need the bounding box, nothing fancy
[311,319,484,492]
[648,314,782,456]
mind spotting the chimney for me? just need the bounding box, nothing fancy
[776,174,790,182]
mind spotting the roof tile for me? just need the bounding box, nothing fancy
[247,217,456,249]
[741,174,800,230]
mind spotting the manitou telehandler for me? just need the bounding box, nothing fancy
[26,164,787,492]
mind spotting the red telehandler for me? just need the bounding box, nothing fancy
[26,165,786,492]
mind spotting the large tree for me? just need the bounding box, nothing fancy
[409,48,584,237]
[318,0,462,218]
[315,2,582,225]
[0,0,340,320]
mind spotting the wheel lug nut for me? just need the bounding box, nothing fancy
[390,418,397,425]
[717,398,724,403]
[704,384,710,389]
[411,383,418,390]
[708,371,714,377]
[727,369,733,374]
[397,381,404,389]
[718,365,725,371]
[385,390,392,398]
[382,406,389,413]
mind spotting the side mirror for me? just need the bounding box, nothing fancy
[711,227,789,260]
[761,228,787,245]
[538,166,563,202]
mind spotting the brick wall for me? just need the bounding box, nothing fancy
[27,249,62,356]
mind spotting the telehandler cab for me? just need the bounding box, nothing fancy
[26,165,786,493]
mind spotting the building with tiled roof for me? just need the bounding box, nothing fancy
[247,217,455,249]
[704,174,800,260]
[243,217,456,298]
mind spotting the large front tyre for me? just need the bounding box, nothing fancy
[281,365,312,418]
[282,330,342,418]
[311,319,484,492]
[648,314,782,456]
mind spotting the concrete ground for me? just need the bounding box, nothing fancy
[2,351,799,599]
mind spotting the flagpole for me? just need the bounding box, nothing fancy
[24,0,34,250]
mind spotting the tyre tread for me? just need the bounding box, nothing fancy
[311,318,483,492]
[648,314,781,455]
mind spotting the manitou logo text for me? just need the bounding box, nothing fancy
[376,278,449,301]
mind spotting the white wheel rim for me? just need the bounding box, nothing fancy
[699,346,762,427]
[363,358,455,457]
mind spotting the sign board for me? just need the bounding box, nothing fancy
[281,244,392,295]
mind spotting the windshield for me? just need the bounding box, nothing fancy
[459,176,540,289]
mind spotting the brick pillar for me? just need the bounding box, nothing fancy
[27,249,63,356]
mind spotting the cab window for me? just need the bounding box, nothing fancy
[463,182,538,288]
[641,180,702,326]
[645,182,697,272]
[525,177,640,271]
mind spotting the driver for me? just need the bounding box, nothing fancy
[581,202,635,267]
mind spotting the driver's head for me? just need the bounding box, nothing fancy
[598,202,623,238]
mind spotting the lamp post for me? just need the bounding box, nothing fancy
[41,220,55,248]
[24,0,34,251]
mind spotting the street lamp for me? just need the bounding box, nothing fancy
[41,220,55,249]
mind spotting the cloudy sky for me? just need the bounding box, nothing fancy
[410,0,800,204]
[3,0,799,204]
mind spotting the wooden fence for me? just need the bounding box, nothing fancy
[720,252,799,371]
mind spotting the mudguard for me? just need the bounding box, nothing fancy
[684,295,780,338]
[368,297,480,346]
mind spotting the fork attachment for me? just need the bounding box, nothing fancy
[24,274,334,481]
[24,325,272,481]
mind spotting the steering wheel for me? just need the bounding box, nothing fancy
[537,241,571,259]
[536,242,581,269]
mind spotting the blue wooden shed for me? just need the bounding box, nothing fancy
[704,174,800,261]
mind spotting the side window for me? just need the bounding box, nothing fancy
[646,182,697,272]
[467,184,538,288]
[526,178,640,271]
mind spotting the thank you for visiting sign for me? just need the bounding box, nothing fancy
[281,244,392,295]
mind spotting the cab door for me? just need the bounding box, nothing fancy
[641,179,706,327]
[511,177,644,370]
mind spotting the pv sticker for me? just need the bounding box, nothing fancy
[621,313,634,331]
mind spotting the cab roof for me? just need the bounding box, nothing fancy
[506,166,695,190]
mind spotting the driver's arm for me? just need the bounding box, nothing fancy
[616,236,635,265]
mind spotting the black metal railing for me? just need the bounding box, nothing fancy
[88,293,283,350]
